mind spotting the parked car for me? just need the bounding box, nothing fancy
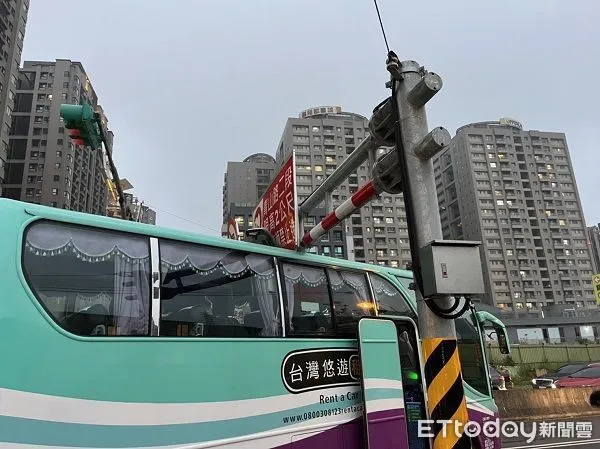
[489,365,506,390]
[531,362,600,389]
[555,365,600,388]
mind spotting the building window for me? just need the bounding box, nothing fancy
[160,240,280,337]
[22,221,151,336]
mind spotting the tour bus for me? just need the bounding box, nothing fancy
[0,198,508,449]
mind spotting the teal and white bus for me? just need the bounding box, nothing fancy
[0,198,508,449]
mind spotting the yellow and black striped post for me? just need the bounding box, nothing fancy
[423,337,471,449]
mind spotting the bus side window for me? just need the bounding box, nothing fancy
[370,274,416,320]
[328,269,374,336]
[159,240,281,337]
[23,221,151,337]
[282,263,334,336]
[395,276,416,301]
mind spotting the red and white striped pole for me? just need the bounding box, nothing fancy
[300,180,379,248]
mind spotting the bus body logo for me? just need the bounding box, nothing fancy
[281,348,361,394]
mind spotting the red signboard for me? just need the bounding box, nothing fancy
[253,152,297,249]
[226,218,240,240]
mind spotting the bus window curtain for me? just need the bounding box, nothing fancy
[114,256,150,336]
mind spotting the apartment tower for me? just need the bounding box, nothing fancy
[0,0,29,192]
[2,60,108,215]
[434,118,595,310]
[222,153,276,239]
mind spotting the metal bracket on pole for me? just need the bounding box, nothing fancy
[414,127,451,160]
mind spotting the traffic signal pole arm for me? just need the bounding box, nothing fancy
[60,104,127,220]
[96,121,127,220]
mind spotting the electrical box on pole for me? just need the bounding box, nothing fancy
[419,240,485,297]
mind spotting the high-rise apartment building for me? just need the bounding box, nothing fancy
[0,0,30,193]
[274,106,411,265]
[2,60,108,215]
[434,118,595,310]
[222,153,276,239]
[588,225,600,274]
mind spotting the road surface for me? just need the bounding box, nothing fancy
[502,415,600,448]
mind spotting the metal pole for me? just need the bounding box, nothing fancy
[391,58,470,448]
[394,61,455,339]
[136,200,144,222]
[96,116,126,220]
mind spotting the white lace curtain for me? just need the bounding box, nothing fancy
[160,240,275,279]
[282,264,370,328]
[26,222,150,336]
[370,275,399,297]
[328,269,368,298]
[26,221,149,263]
[160,241,279,336]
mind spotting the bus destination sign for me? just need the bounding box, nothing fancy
[281,348,361,393]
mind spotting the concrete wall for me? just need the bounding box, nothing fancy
[495,387,600,420]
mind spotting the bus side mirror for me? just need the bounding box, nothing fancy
[496,331,510,355]
[475,311,511,355]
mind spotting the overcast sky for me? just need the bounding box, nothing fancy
[22,0,600,234]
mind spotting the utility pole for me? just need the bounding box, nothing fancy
[387,54,484,449]
[285,51,486,449]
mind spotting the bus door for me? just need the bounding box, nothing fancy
[358,317,430,449]
[358,318,410,449]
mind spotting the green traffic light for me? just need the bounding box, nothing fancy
[60,103,95,126]
[406,370,419,381]
[59,103,103,150]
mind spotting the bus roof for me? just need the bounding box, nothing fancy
[1,198,415,279]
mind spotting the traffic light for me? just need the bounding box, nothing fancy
[60,103,103,150]
[68,128,85,147]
